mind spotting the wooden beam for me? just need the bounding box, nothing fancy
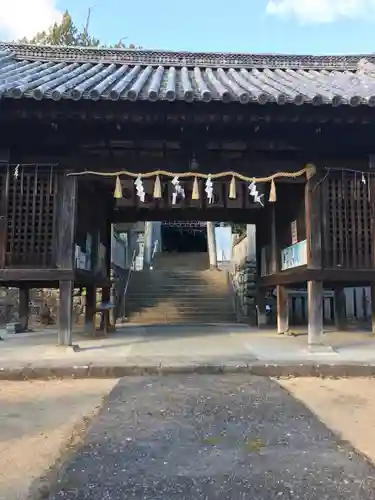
[0,269,74,282]
[58,279,73,346]
[305,170,322,269]
[276,285,289,334]
[307,280,323,345]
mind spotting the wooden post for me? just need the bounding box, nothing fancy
[58,280,73,346]
[55,174,77,346]
[18,286,29,332]
[276,285,289,334]
[308,280,323,345]
[85,285,96,334]
[270,205,279,274]
[305,169,322,269]
[334,287,347,331]
[371,283,375,335]
[206,221,217,268]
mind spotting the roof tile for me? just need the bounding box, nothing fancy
[1,43,375,106]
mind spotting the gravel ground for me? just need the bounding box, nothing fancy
[0,379,116,500]
[279,378,375,465]
[49,375,375,499]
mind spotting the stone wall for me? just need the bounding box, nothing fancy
[230,234,257,325]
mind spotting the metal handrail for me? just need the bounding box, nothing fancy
[121,248,137,319]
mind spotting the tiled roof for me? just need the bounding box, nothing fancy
[1,43,375,106]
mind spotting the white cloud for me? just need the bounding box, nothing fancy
[0,0,62,41]
[266,0,375,23]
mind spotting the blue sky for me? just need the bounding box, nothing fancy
[1,0,375,55]
[57,0,375,54]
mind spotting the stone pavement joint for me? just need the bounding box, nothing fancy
[2,362,375,380]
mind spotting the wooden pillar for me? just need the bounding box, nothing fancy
[371,283,375,335]
[85,285,96,333]
[206,221,217,268]
[334,287,347,331]
[305,168,322,269]
[58,280,73,346]
[276,285,289,334]
[55,174,77,345]
[246,224,256,264]
[308,280,323,345]
[18,286,29,332]
[270,205,279,274]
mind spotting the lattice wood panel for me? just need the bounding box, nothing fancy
[322,172,372,269]
[6,166,56,267]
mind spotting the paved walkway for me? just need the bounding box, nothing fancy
[1,324,375,377]
[47,375,375,499]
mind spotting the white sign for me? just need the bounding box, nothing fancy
[291,220,298,245]
[281,240,307,270]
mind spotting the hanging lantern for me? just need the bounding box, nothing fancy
[229,176,236,199]
[153,175,162,198]
[113,176,123,198]
[269,179,277,202]
[192,177,200,200]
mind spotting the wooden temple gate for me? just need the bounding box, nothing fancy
[1,43,375,345]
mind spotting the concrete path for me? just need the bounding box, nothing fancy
[48,375,375,499]
[1,324,375,378]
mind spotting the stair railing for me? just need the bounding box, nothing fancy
[149,239,159,270]
[121,248,137,320]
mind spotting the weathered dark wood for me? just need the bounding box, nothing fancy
[55,174,78,269]
[270,204,279,274]
[371,283,375,335]
[0,268,74,281]
[18,286,29,332]
[334,287,347,331]
[276,285,289,334]
[0,168,8,268]
[305,171,322,269]
[85,285,96,334]
[58,279,73,346]
[307,280,323,345]
[370,178,375,270]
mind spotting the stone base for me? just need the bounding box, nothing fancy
[307,344,336,354]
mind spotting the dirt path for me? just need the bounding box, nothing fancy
[0,379,116,500]
[279,378,375,465]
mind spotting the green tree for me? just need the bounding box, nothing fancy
[18,9,138,49]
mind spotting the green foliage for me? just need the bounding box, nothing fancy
[18,9,139,49]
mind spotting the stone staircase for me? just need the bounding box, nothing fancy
[125,253,237,324]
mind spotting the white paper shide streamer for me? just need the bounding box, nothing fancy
[134,175,145,202]
[14,164,19,179]
[171,176,185,205]
[249,182,264,206]
[205,175,214,204]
